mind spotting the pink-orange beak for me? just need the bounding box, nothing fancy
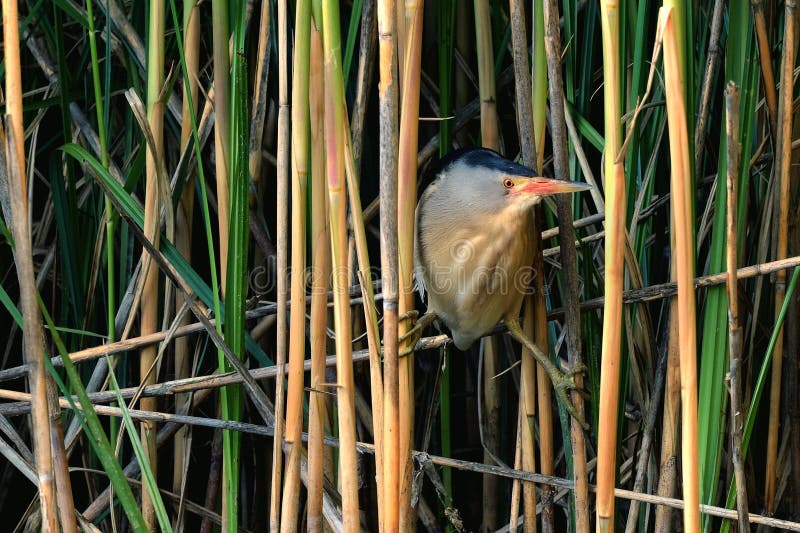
[512,176,593,196]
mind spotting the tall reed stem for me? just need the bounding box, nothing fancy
[307,16,330,529]
[597,0,626,528]
[764,0,796,513]
[270,0,291,528]
[321,0,361,528]
[724,81,750,533]
[397,2,424,529]
[662,8,700,531]
[141,1,165,527]
[377,0,401,528]
[281,0,311,528]
[541,0,590,528]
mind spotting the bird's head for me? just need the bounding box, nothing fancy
[428,148,592,216]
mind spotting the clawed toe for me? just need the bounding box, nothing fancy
[551,367,590,430]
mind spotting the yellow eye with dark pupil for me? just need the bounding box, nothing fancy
[503,178,514,189]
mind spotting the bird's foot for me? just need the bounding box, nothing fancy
[397,311,437,356]
[548,364,590,429]
[504,318,590,430]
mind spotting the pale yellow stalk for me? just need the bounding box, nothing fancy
[662,8,700,532]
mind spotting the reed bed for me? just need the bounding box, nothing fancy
[4,1,800,532]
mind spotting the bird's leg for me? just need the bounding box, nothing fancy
[397,310,438,356]
[505,317,589,430]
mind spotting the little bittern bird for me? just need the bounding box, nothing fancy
[408,148,592,427]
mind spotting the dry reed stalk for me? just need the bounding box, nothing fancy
[270,0,291,527]
[307,20,330,530]
[597,0,626,529]
[724,82,750,533]
[765,0,797,513]
[2,1,25,204]
[752,0,779,137]
[1,117,58,532]
[212,0,231,283]
[539,1,590,530]
[533,232,555,533]
[397,2,424,530]
[475,0,501,150]
[141,1,166,526]
[249,0,272,189]
[509,409,524,532]
[344,130,385,527]
[520,299,538,533]
[350,0,377,170]
[662,8,700,531]
[530,4,554,529]
[694,0,725,173]
[173,0,200,500]
[281,0,312,528]
[321,0,360,528]
[377,0,401,527]
[46,378,77,533]
[508,0,541,529]
[474,2,501,526]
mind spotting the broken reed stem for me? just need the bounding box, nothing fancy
[724,81,750,533]
[597,0,626,529]
[270,0,291,528]
[141,1,165,526]
[764,0,796,513]
[280,0,311,528]
[540,0,590,529]
[662,8,700,532]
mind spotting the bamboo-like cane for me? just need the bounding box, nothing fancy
[377,0,401,528]
[540,1,590,529]
[662,8,700,532]
[474,2,501,527]
[724,82,750,533]
[173,0,200,502]
[764,0,797,513]
[596,0,626,529]
[281,0,311,529]
[141,1,165,527]
[270,0,291,528]
[307,17,331,530]
[397,2,424,530]
[321,0,361,528]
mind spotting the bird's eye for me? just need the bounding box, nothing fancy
[503,178,514,189]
